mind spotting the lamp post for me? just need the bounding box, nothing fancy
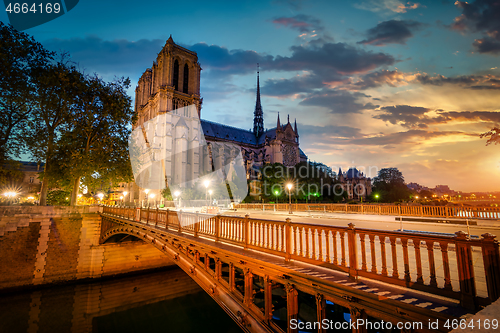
[174,191,181,208]
[97,193,104,204]
[287,183,293,214]
[274,190,279,204]
[208,190,213,206]
[204,180,210,206]
[150,193,156,208]
[123,191,128,206]
[144,189,150,208]
[374,194,379,203]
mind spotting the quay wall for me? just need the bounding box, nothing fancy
[0,206,175,290]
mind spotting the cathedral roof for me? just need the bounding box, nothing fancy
[200,119,308,160]
[200,119,257,145]
[346,168,363,179]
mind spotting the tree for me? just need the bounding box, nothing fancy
[0,23,53,175]
[481,128,500,145]
[372,167,411,203]
[55,74,135,205]
[25,60,80,205]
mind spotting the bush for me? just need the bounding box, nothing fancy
[47,190,71,206]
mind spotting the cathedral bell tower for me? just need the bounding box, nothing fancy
[134,36,202,129]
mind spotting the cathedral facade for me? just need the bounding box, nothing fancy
[127,37,307,203]
[337,167,372,200]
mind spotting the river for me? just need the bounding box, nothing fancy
[0,268,242,333]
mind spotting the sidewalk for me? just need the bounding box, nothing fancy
[231,208,500,228]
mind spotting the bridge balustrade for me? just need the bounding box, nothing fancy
[101,206,500,310]
[236,203,500,220]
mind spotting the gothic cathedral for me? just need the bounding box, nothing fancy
[132,36,307,200]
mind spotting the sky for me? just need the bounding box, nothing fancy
[2,0,500,192]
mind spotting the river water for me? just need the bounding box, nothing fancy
[0,268,242,333]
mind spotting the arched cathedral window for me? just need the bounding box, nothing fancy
[183,64,189,94]
[173,60,179,91]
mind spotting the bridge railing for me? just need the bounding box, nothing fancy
[101,206,500,310]
[236,203,500,220]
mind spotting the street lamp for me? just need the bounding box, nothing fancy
[204,180,210,206]
[274,190,279,204]
[374,194,379,202]
[97,193,104,203]
[174,190,181,208]
[287,183,293,214]
[150,193,156,208]
[123,191,128,206]
[144,189,150,207]
[208,190,213,206]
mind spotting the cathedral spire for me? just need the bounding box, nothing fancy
[253,64,264,138]
[294,118,298,134]
[277,112,281,128]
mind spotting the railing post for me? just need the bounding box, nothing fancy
[243,269,253,307]
[155,207,159,227]
[178,210,182,233]
[166,209,170,229]
[285,218,292,262]
[146,207,150,224]
[215,215,220,242]
[194,212,199,238]
[347,223,358,280]
[455,231,477,310]
[481,233,500,302]
[286,283,299,332]
[244,214,249,249]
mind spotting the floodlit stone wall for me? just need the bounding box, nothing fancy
[0,206,174,290]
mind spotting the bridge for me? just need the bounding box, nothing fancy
[100,206,500,333]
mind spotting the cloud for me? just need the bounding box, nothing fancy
[374,105,438,128]
[374,105,500,129]
[348,70,410,89]
[354,0,423,14]
[273,42,395,74]
[189,43,274,77]
[358,20,425,46]
[473,37,500,55]
[262,70,344,97]
[44,36,164,75]
[451,0,500,54]
[272,14,323,33]
[338,129,468,146]
[415,73,500,89]
[299,90,377,114]
[439,111,500,123]
[299,124,363,139]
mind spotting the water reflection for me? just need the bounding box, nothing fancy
[0,268,242,333]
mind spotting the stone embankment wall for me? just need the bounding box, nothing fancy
[0,206,174,290]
